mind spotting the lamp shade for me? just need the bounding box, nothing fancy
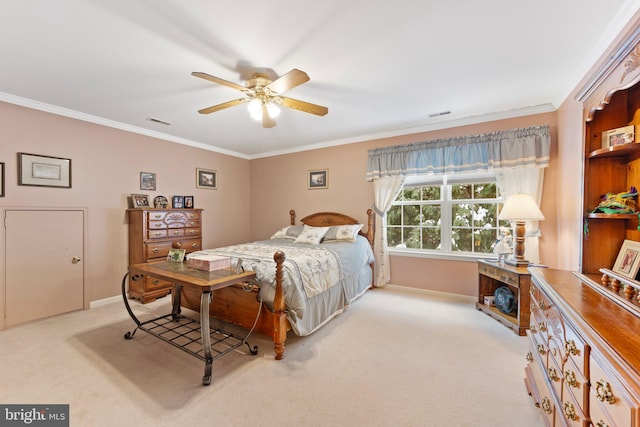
[498,194,545,221]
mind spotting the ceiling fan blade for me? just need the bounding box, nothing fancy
[280,97,328,116]
[197,98,246,114]
[191,72,246,91]
[261,104,276,128]
[266,69,310,94]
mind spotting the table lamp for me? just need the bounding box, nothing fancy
[498,193,545,266]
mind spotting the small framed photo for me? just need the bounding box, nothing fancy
[18,152,71,188]
[612,239,640,280]
[131,194,151,208]
[184,195,194,208]
[140,172,156,191]
[196,168,217,189]
[602,125,635,149]
[0,162,4,197]
[308,169,328,190]
[167,248,186,263]
[172,195,184,208]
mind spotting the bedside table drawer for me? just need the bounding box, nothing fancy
[478,263,520,287]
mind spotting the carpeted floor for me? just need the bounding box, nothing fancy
[0,285,543,426]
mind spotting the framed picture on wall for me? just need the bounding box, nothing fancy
[0,162,4,197]
[612,239,640,280]
[196,168,217,189]
[308,169,328,189]
[140,172,156,191]
[18,152,71,188]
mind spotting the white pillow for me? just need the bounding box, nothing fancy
[270,225,303,239]
[294,225,330,245]
[323,224,364,243]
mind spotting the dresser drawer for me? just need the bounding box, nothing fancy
[147,211,167,221]
[562,356,588,412]
[149,220,168,229]
[145,241,173,259]
[185,227,200,237]
[147,229,168,239]
[560,387,586,426]
[564,322,588,375]
[167,228,185,237]
[590,355,640,427]
[143,275,173,291]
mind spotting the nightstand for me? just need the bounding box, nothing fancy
[476,260,531,336]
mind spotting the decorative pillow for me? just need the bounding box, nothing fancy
[323,224,364,243]
[294,225,330,245]
[270,225,304,240]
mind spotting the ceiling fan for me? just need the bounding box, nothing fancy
[191,68,328,128]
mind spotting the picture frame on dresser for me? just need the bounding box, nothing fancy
[17,152,71,188]
[131,193,151,208]
[172,195,184,208]
[612,239,640,280]
[184,195,194,208]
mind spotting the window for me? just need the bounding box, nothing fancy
[387,173,506,257]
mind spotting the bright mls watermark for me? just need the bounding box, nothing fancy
[0,405,68,426]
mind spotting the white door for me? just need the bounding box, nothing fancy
[5,209,84,327]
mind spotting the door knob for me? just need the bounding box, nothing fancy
[72,256,81,264]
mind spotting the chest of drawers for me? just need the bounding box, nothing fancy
[524,268,640,426]
[127,208,203,303]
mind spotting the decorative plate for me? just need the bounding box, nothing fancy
[153,195,168,208]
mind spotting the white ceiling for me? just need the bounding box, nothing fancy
[1,1,638,159]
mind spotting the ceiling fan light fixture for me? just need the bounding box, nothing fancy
[247,99,262,121]
[247,98,280,121]
[266,101,281,119]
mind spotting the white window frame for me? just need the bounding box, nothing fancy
[388,171,503,262]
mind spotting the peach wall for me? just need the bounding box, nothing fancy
[0,102,251,304]
[250,112,558,296]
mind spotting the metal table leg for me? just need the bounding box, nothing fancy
[201,290,213,385]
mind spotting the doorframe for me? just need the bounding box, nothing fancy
[0,206,89,331]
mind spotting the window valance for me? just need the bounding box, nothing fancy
[366,125,550,180]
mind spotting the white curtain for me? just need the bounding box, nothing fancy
[372,175,405,287]
[495,167,545,264]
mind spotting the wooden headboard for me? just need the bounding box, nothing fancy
[289,209,375,248]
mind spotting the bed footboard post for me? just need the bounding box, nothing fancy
[273,250,287,360]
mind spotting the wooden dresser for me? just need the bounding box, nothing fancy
[525,267,640,426]
[127,208,203,303]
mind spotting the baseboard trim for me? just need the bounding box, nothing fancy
[383,284,476,303]
[90,295,121,308]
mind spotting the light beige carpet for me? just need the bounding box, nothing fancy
[0,286,543,426]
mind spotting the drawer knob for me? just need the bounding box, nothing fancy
[541,397,552,414]
[152,248,159,253]
[152,280,160,285]
[530,325,537,334]
[538,301,546,310]
[537,344,546,355]
[563,402,578,421]
[547,367,559,382]
[192,243,199,248]
[564,370,578,388]
[526,351,533,363]
[595,380,616,404]
[538,322,547,332]
[596,420,610,427]
[565,339,579,356]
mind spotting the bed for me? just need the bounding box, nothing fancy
[178,209,375,360]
